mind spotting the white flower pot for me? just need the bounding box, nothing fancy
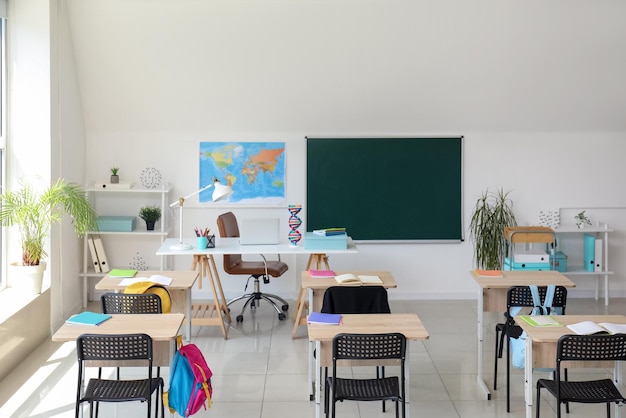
[9,261,47,294]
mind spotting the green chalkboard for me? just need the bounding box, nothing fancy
[306,137,463,241]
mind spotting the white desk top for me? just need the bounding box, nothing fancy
[156,237,359,256]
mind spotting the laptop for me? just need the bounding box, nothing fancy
[239,218,281,245]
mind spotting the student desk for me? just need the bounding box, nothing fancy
[307,313,429,417]
[52,313,185,367]
[516,314,626,418]
[95,270,198,342]
[471,270,576,400]
[156,237,359,340]
[293,270,397,338]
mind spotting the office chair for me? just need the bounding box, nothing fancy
[325,333,406,418]
[217,211,289,322]
[494,285,567,412]
[75,333,164,418]
[536,334,626,418]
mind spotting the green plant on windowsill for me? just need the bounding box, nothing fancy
[469,188,517,270]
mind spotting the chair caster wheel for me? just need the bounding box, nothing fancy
[278,313,286,321]
[282,304,289,312]
[236,315,244,323]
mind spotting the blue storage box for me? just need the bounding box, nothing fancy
[97,216,136,232]
[549,251,568,272]
[504,258,551,271]
[304,232,348,250]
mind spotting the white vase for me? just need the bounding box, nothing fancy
[9,261,46,294]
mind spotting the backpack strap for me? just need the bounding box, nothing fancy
[529,284,556,315]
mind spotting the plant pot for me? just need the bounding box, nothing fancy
[145,220,156,231]
[9,261,46,294]
[110,175,119,184]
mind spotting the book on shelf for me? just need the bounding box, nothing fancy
[108,269,138,278]
[518,315,562,327]
[307,312,342,325]
[119,274,173,286]
[312,228,346,236]
[66,311,112,326]
[566,321,626,335]
[334,273,383,285]
[474,269,503,278]
[308,269,336,278]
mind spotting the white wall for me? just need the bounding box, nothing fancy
[62,0,626,301]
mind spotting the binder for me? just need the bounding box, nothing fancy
[583,234,595,272]
[87,236,101,273]
[93,236,110,273]
[594,238,603,272]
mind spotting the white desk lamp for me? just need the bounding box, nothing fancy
[169,177,233,251]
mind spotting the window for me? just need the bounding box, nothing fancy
[0,17,6,289]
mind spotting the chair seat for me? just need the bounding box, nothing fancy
[537,378,625,404]
[329,376,400,401]
[228,260,288,277]
[82,377,163,403]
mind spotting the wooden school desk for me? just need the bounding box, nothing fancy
[95,270,197,342]
[156,237,359,339]
[52,313,185,367]
[516,314,626,418]
[471,270,576,400]
[307,313,428,417]
[293,270,397,338]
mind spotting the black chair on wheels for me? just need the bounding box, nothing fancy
[75,333,164,418]
[217,211,289,322]
[536,334,626,418]
[325,333,407,418]
[494,285,568,412]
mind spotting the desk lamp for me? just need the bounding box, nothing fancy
[169,177,233,251]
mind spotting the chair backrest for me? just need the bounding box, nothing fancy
[506,285,568,315]
[101,292,162,314]
[321,286,391,314]
[555,334,626,381]
[216,211,243,270]
[332,333,406,361]
[77,333,153,362]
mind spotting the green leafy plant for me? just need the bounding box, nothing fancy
[139,205,161,223]
[575,211,591,228]
[110,167,119,176]
[469,188,517,270]
[0,179,98,266]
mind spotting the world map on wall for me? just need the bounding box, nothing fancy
[199,142,286,204]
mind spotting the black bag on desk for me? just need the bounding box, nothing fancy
[321,285,390,314]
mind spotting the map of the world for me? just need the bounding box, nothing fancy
[199,142,286,204]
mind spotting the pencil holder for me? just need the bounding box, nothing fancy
[197,236,208,250]
[206,234,216,248]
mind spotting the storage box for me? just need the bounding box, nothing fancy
[97,216,136,232]
[304,232,348,250]
[513,249,549,263]
[549,251,568,273]
[504,258,551,271]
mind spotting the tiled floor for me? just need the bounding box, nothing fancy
[1,296,626,418]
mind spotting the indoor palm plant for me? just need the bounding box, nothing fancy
[0,179,98,292]
[469,188,517,270]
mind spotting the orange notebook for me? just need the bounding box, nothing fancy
[474,269,503,278]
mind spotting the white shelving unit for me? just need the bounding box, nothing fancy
[80,184,172,307]
[554,223,614,306]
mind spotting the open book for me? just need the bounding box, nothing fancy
[567,321,626,335]
[334,273,383,285]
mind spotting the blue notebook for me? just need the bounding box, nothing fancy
[307,312,342,325]
[66,311,112,326]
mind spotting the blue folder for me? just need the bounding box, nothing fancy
[583,234,595,272]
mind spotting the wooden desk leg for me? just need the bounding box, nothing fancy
[190,255,203,289]
[292,253,330,339]
[190,255,231,339]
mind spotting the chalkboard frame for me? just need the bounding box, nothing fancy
[306,137,464,243]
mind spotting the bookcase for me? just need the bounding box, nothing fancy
[80,184,172,307]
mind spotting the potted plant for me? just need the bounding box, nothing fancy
[139,205,161,231]
[110,167,119,184]
[575,211,591,229]
[469,188,517,270]
[0,179,98,293]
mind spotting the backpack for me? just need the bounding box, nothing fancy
[123,281,172,313]
[164,336,213,417]
[510,285,556,369]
